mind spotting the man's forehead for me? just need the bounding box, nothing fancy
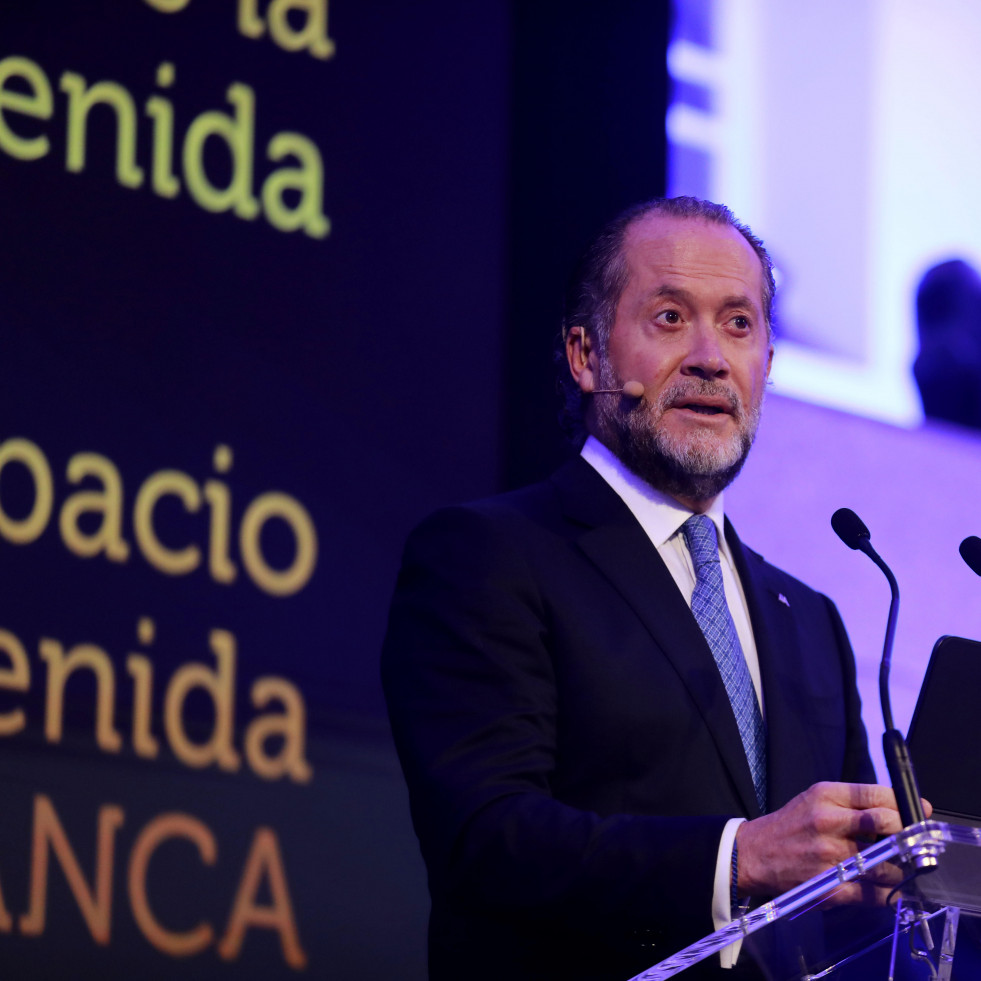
[621,213,764,303]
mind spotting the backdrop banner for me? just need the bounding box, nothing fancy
[0,2,511,976]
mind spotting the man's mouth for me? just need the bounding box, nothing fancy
[656,383,742,421]
[679,403,726,415]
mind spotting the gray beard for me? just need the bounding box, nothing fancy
[592,363,764,504]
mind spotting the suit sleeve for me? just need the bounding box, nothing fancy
[381,504,727,944]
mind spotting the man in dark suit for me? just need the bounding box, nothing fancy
[382,197,908,980]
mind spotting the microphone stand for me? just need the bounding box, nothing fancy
[831,510,928,839]
[861,544,926,830]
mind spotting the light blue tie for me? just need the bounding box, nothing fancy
[682,514,767,812]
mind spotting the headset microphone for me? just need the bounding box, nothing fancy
[592,381,645,398]
[571,326,644,398]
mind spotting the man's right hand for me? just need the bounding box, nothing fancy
[735,782,931,904]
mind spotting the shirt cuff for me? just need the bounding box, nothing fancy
[712,817,747,969]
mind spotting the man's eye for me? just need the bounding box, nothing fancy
[659,310,682,325]
[731,315,751,330]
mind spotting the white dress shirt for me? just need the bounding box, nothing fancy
[581,436,758,967]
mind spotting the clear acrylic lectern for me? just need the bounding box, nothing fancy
[629,820,981,980]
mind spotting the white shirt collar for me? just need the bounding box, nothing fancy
[580,435,729,555]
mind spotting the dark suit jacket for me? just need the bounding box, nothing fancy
[381,457,875,981]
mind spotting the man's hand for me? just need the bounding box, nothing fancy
[735,782,933,904]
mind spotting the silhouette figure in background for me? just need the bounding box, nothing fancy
[914,259,981,430]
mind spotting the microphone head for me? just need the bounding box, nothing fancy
[831,507,871,550]
[960,536,981,576]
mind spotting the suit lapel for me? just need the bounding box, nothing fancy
[551,459,762,817]
[725,520,811,810]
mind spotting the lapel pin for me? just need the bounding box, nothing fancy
[777,593,790,607]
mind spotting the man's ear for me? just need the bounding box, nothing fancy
[566,326,598,392]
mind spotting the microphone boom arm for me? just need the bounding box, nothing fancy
[861,541,899,734]
[831,509,927,833]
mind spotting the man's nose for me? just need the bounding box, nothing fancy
[681,324,729,379]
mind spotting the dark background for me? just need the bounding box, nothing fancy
[0,2,669,975]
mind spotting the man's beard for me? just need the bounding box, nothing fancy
[592,359,764,503]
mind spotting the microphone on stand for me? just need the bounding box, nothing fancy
[831,508,928,837]
[592,380,645,398]
[959,535,981,576]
